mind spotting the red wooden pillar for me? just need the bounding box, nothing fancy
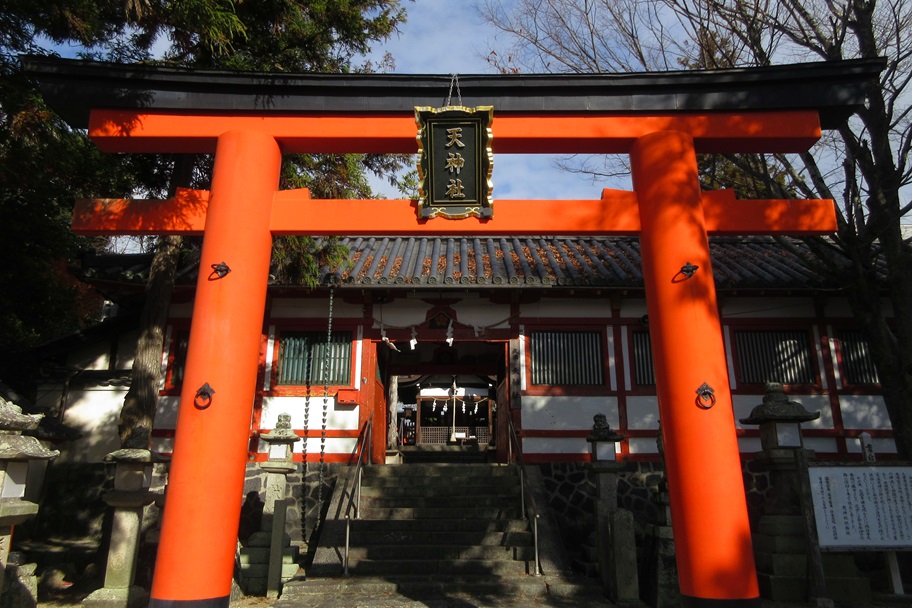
[630,130,760,607]
[150,130,281,608]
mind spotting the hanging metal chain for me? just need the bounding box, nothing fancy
[445,73,462,107]
[316,285,334,530]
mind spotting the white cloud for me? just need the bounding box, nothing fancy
[370,1,493,74]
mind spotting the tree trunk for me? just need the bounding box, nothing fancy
[118,157,194,448]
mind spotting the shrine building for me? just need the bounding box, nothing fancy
[21,56,894,608]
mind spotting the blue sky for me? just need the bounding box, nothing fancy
[47,2,623,201]
[363,0,620,200]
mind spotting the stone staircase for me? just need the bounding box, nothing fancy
[286,461,607,605]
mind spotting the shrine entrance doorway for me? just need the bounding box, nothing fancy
[387,340,507,462]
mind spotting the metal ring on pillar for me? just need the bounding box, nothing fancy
[680,261,699,278]
[194,383,216,409]
[695,382,716,409]
[209,262,231,280]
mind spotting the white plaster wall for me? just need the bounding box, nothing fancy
[58,388,125,463]
[845,436,897,455]
[839,395,892,429]
[154,396,180,430]
[152,436,174,454]
[372,298,512,331]
[803,437,839,453]
[34,383,64,411]
[719,297,815,318]
[67,342,112,371]
[260,396,359,430]
[271,297,362,319]
[521,395,619,430]
[115,331,139,369]
[522,437,589,455]
[628,437,660,454]
[373,299,431,327]
[738,437,762,453]
[520,298,614,319]
[732,394,833,430]
[449,300,511,328]
[820,300,855,318]
[619,300,648,318]
[626,396,660,430]
[258,436,359,455]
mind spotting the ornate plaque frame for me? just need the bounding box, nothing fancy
[415,105,493,219]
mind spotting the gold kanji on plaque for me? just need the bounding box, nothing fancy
[415,105,493,219]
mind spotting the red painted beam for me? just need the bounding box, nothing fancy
[72,189,210,234]
[73,188,836,236]
[87,110,822,154]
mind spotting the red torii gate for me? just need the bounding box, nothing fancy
[26,56,882,608]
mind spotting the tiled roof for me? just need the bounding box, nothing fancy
[332,236,840,290]
[80,236,868,292]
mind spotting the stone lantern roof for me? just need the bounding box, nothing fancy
[739,382,820,425]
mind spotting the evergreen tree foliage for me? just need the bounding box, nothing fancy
[0,0,411,445]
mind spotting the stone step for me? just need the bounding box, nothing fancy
[344,543,536,562]
[360,479,519,493]
[572,559,600,578]
[345,557,533,576]
[360,494,520,509]
[238,562,300,579]
[362,463,516,478]
[237,546,299,565]
[353,528,533,547]
[358,506,521,520]
[399,446,493,464]
[277,575,606,602]
[348,517,529,534]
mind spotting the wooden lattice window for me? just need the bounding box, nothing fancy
[277,331,352,386]
[733,330,815,385]
[631,330,656,386]
[836,329,880,385]
[530,330,604,386]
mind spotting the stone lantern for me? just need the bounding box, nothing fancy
[239,413,301,598]
[740,382,819,453]
[586,413,624,464]
[585,414,637,603]
[260,414,299,475]
[740,382,827,604]
[0,395,59,601]
[84,432,168,608]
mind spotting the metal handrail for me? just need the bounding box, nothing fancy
[507,416,542,576]
[342,413,373,576]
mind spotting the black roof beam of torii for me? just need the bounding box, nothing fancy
[21,55,884,130]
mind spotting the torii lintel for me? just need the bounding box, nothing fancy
[73,188,837,237]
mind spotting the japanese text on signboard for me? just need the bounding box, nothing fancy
[416,106,493,220]
[809,466,912,549]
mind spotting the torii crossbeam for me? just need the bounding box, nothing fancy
[25,56,883,608]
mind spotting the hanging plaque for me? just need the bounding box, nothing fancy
[415,105,493,219]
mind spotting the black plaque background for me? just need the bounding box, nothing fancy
[428,118,481,205]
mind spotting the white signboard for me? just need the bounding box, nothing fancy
[808,466,912,549]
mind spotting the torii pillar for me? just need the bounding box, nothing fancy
[631,130,758,604]
[69,109,840,608]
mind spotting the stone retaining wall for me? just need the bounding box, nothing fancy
[242,462,340,556]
